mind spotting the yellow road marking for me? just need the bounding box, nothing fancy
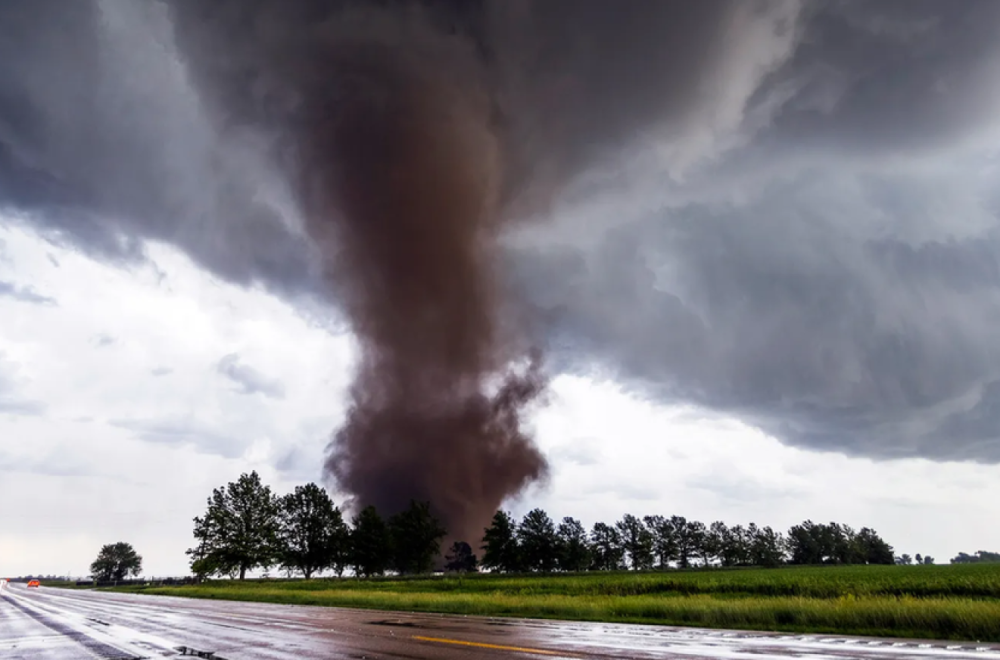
[412,635,573,656]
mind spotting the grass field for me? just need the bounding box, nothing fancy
[110,564,1000,642]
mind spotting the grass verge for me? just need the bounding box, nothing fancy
[111,564,1000,642]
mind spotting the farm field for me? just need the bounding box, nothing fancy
[103,564,1000,642]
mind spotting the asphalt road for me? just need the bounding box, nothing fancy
[2,582,999,659]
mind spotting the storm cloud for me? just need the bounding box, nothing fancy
[2,0,1000,477]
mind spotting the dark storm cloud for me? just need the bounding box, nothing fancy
[0,0,320,298]
[754,0,1000,155]
[525,167,1000,462]
[0,280,56,306]
[216,353,286,400]
[3,0,1000,470]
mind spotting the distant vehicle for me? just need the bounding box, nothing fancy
[27,580,40,588]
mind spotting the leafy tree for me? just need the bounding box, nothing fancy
[896,553,914,565]
[643,515,677,568]
[616,514,654,570]
[187,471,281,580]
[748,524,787,567]
[829,523,862,564]
[673,517,703,569]
[350,505,393,577]
[388,500,446,575]
[786,520,821,564]
[915,553,923,564]
[787,520,839,564]
[687,521,711,567]
[590,522,625,571]
[277,483,348,579]
[481,510,521,573]
[444,541,478,573]
[90,542,142,582]
[923,555,935,565]
[702,521,729,567]
[786,521,891,566]
[190,555,225,580]
[556,517,592,572]
[724,524,753,567]
[705,521,725,566]
[518,508,559,572]
[855,527,894,565]
[951,550,1000,564]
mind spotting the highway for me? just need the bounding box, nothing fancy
[2,582,999,659]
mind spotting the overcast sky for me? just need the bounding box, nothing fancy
[3,0,1000,576]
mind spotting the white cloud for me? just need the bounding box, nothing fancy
[0,223,351,576]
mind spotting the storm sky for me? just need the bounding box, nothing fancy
[3,0,1000,574]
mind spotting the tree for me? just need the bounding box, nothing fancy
[277,483,349,579]
[590,522,625,571]
[187,471,281,580]
[748,525,787,567]
[616,514,654,570]
[721,524,753,567]
[481,510,522,573]
[90,542,142,582]
[855,527,894,565]
[829,523,863,564]
[518,508,559,572]
[329,511,352,577]
[672,517,703,569]
[703,521,729,567]
[687,521,711,567]
[951,550,1000,564]
[923,555,935,565]
[895,553,913,565]
[350,505,392,577]
[388,500,446,575]
[644,515,677,569]
[787,520,826,564]
[556,517,592,572]
[444,541,478,573]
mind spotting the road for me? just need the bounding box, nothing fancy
[2,582,999,660]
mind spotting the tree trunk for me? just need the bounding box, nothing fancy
[304,568,312,580]
[239,566,246,580]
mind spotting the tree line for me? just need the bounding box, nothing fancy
[187,472,448,579]
[478,511,901,572]
[185,472,916,579]
[950,550,1000,564]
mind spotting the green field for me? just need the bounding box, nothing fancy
[110,564,1000,642]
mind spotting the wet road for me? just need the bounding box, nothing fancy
[2,582,1000,659]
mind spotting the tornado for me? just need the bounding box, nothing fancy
[300,38,549,543]
[159,0,762,541]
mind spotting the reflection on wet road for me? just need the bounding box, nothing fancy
[2,582,1000,659]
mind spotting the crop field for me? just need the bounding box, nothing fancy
[108,564,1000,642]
